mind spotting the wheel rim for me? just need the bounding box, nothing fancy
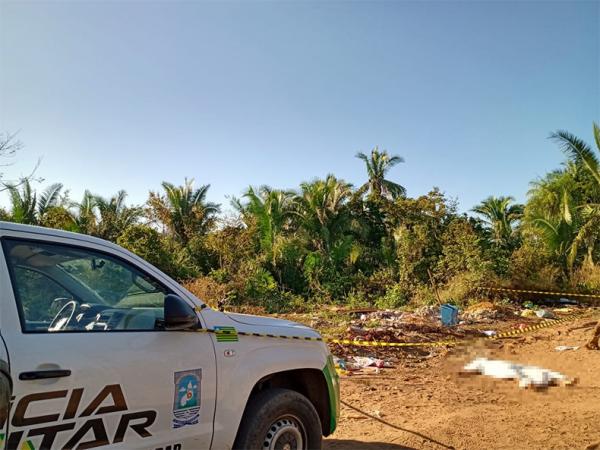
[262,415,305,450]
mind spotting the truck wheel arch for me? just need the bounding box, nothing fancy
[237,368,332,438]
[0,367,11,432]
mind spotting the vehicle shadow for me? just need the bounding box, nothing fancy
[323,439,416,449]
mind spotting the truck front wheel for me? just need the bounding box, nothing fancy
[234,388,323,450]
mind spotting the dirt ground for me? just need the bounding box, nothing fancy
[323,314,600,450]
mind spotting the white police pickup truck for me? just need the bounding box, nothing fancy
[0,222,339,450]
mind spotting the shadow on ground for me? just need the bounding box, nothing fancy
[335,400,455,450]
[323,439,416,450]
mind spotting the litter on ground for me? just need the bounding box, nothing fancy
[555,345,580,352]
[462,357,576,388]
[536,309,556,319]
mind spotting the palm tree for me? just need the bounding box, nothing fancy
[94,190,143,241]
[527,165,579,220]
[356,147,405,200]
[7,179,38,224]
[70,190,98,235]
[6,180,64,225]
[548,123,600,266]
[236,186,296,261]
[528,188,578,274]
[148,179,220,245]
[472,196,523,247]
[296,175,354,254]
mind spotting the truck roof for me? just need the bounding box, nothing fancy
[0,221,125,252]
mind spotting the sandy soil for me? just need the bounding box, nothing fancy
[323,315,600,450]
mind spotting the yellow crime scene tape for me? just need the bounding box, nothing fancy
[489,315,579,339]
[482,286,600,299]
[194,313,585,348]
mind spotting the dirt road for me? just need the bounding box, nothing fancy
[323,316,600,450]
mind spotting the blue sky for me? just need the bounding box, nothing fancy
[0,0,598,213]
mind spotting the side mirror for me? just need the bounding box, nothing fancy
[164,294,200,331]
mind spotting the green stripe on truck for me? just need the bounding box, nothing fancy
[323,355,340,434]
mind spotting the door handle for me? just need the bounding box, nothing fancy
[19,369,71,381]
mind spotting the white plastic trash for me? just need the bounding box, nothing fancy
[555,346,579,352]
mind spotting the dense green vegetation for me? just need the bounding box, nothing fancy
[1,125,599,312]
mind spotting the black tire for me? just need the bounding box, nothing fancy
[233,388,323,450]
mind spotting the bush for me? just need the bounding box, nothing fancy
[411,285,438,307]
[183,276,230,307]
[374,283,408,309]
[244,266,278,299]
[117,225,174,276]
[209,268,230,284]
[345,290,372,309]
[436,218,491,282]
[355,268,397,300]
[278,291,310,313]
[509,236,559,289]
[571,262,600,292]
[438,272,488,307]
[40,207,78,231]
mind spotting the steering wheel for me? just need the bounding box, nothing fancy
[48,300,79,332]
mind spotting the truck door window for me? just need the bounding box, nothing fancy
[13,267,73,331]
[3,239,171,333]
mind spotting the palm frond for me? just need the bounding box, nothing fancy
[550,130,600,185]
[37,183,63,217]
[385,155,405,167]
[382,179,406,199]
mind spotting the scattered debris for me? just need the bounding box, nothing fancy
[482,330,497,337]
[544,297,579,306]
[536,309,556,319]
[414,305,439,321]
[462,357,576,388]
[462,301,508,323]
[521,309,537,318]
[362,310,405,322]
[347,325,369,336]
[333,356,346,370]
[333,355,393,376]
[372,410,383,418]
[555,345,579,352]
[554,307,574,314]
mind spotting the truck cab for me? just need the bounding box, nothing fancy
[0,222,339,450]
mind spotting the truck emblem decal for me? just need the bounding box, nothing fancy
[172,369,202,429]
[214,326,238,342]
